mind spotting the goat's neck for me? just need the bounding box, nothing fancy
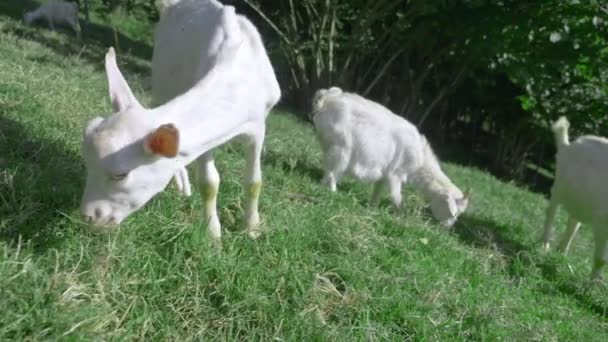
[29,8,43,19]
[412,159,453,198]
[149,74,248,166]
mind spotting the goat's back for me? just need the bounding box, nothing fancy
[152,0,225,104]
[317,92,418,136]
[36,1,78,18]
[151,0,280,111]
[554,135,608,223]
[314,91,425,181]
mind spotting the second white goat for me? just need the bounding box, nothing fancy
[312,87,469,227]
[542,116,608,279]
[23,1,81,39]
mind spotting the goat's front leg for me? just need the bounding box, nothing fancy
[386,175,403,213]
[542,197,559,251]
[369,179,386,208]
[321,146,349,192]
[196,153,221,239]
[69,18,81,39]
[557,217,581,254]
[243,128,265,239]
[321,172,338,192]
[47,17,55,31]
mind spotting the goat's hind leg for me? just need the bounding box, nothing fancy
[174,167,192,197]
[196,153,222,239]
[242,126,265,239]
[591,226,608,280]
[557,217,581,254]
[542,196,559,251]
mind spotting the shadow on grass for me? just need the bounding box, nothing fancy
[263,148,323,182]
[262,148,362,201]
[454,214,608,319]
[0,0,152,76]
[0,115,83,251]
[441,144,554,197]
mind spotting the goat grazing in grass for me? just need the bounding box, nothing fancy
[542,116,608,279]
[23,1,81,39]
[311,87,469,227]
[80,0,281,239]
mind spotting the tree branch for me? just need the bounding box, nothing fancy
[362,47,406,96]
[417,66,468,127]
[242,0,292,45]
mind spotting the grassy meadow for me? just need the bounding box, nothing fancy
[1,1,607,340]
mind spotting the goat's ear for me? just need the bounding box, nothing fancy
[105,47,142,112]
[144,124,179,158]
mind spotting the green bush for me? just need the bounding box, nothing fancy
[235,0,608,183]
[81,0,608,184]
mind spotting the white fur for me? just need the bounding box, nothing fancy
[172,167,192,197]
[80,0,281,239]
[312,87,469,227]
[157,0,182,14]
[23,1,81,38]
[542,116,608,279]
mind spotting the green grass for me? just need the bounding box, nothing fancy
[1,4,608,340]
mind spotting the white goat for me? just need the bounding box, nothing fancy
[80,0,281,239]
[542,116,608,279]
[312,87,469,227]
[23,1,81,39]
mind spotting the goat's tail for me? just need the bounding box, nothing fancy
[312,87,343,114]
[552,116,570,149]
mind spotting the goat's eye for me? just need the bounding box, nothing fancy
[110,173,129,181]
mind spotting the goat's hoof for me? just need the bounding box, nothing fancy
[205,220,222,241]
[320,178,337,192]
[177,183,192,197]
[208,232,221,240]
[541,242,551,252]
[244,213,261,239]
[210,237,223,251]
[248,228,262,239]
[586,274,605,290]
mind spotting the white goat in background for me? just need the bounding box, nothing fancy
[542,116,608,279]
[312,87,469,227]
[80,0,281,239]
[23,1,81,39]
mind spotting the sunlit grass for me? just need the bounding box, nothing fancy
[1,4,607,340]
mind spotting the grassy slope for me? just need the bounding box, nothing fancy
[1,6,607,341]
